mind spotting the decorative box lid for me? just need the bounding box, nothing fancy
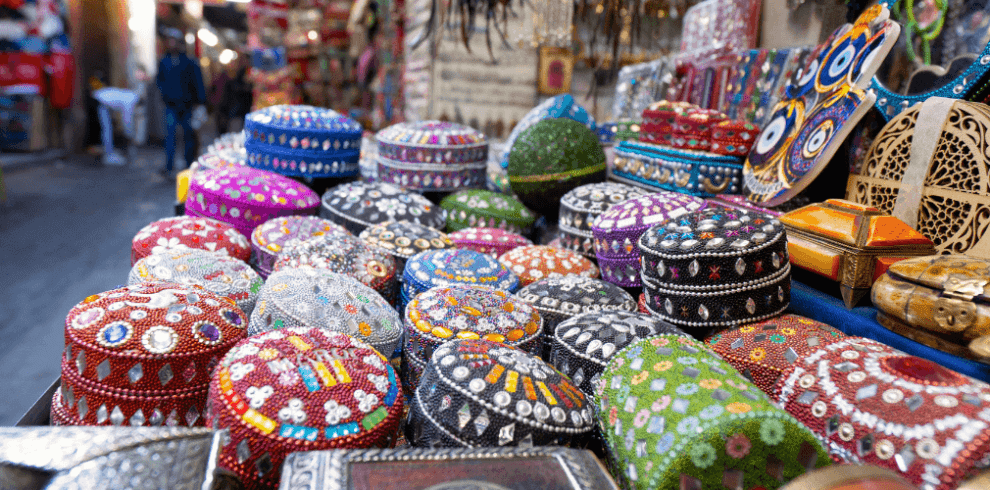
[194,147,247,172]
[592,193,707,258]
[207,131,245,154]
[560,183,649,236]
[251,216,351,257]
[405,285,542,348]
[189,166,321,213]
[131,216,252,265]
[271,234,396,294]
[376,121,487,151]
[884,255,990,297]
[779,199,934,249]
[403,249,520,294]
[64,283,248,392]
[516,276,637,321]
[359,221,455,260]
[507,118,606,180]
[711,119,761,156]
[244,105,362,149]
[129,249,263,315]
[498,246,600,287]
[248,268,402,356]
[447,227,533,257]
[500,94,596,168]
[320,182,446,233]
[440,190,537,230]
[554,311,687,369]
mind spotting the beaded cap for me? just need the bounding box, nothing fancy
[271,234,397,305]
[447,227,533,258]
[250,216,351,278]
[559,182,649,258]
[129,249,263,316]
[131,216,252,266]
[319,182,446,235]
[440,190,537,234]
[500,94,596,169]
[244,105,363,178]
[498,246,600,287]
[375,121,489,191]
[359,221,455,271]
[401,249,520,313]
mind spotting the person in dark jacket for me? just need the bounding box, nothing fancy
[156,31,206,176]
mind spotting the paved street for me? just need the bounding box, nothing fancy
[0,148,178,425]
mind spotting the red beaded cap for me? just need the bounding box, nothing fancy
[131,216,252,266]
[498,245,600,287]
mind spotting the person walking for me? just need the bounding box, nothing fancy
[156,29,206,177]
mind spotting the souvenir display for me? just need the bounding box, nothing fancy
[780,200,935,308]
[440,190,537,234]
[406,339,595,448]
[248,268,403,357]
[872,255,990,363]
[447,227,533,258]
[773,336,990,490]
[559,183,648,258]
[640,103,760,157]
[780,465,920,490]
[678,0,762,58]
[401,249,520,313]
[744,6,899,207]
[549,311,686,400]
[280,446,619,489]
[597,335,831,490]
[55,283,248,427]
[506,118,607,216]
[608,120,641,142]
[611,141,745,197]
[638,208,791,329]
[375,121,489,191]
[846,99,990,258]
[250,216,352,279]
[498,246,600,288]
[131,216,252,266]
[244,104,363,178]
[401,285,540,389]
[704,314,846,394]
[515,276,637,358]
[722,48,804,124]
[612,59,675,122]
[128,249,264,316]
[186,166,321,237]
[207,328,403,489]
[271,234,398,305]
[501,94,596,169]
[319,182,446,236]
[591,192,706,288]
[359,221,455,274]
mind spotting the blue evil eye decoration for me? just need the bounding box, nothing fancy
[785,91,865,182]
[98,321,133,348]
[785,54,822,100]
[815,30,868,94]
[850,30,888,85]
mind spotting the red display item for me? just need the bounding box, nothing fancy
[207,328,403,489]
[498,245,600,287]
[639,101,693,145]
[671,108,729,151]
[0,53,45,95]
[772,336,990,490]
[447,227,533,258]
[704,314,847,395]
[50,390,76,426]
[131,216,252,266]
[637,293,648,314]
[47,51,75,110]
[711,119,761,156]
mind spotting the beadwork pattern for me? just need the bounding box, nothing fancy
[320,182,445,235]
[129,249,263,315]
[271,234,397,305]
[440,190,537,234]
[376,121,488,191]
[447,227,533,258]
[131,216,252,266]
[250,216,351,278]
[498,246,600,288]
[559,183,648,258]
[244,105,362,178]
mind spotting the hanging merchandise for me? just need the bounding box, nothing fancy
[677,0,762,59]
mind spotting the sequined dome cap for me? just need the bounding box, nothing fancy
[440,190,537,234]
[498,246,600,288]
[401,249,520,312]
[56,283,248,427]
[559,182,649,258]
[591,192,707,287]
[131,216,252,266]
[320,182,446,235]
[407,339,595,448]
[248,268,402,357]
[447,227,533,258]
[128,249,263,315]
[359,220,455,273]
[244,104,363,178]
[375,120,489,191]
[500,94,596,169]
[250,216,352,279]
[207,328,403,489]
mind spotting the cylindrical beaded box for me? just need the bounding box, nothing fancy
[186,166,321,237]
[55,283,248,427]
[244,105,363,178]
[319,182,446,236]
[207,328,403,489]
[406,339,595,448]
[498,245,600,288]
[596,334,832,490]
[375,121,488,191]
[704,314,847,395]
[402,285,542,390]
[591,192,706,288]
[772,336,990,490]
[400,249,520,313]
[447,227,533,258]
[638,208,791,329]
[250,215,352,279]
[559,183,648,259]
[359,221,455,274]
[610,141,744,198]
[128,249,263,316]
[515,276,637,359]
[131,216,252,266]
[248,268,403,357]
[439,190,537,234]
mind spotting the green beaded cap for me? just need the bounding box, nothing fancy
[596,334,830,490]
[440,190,537,233]
[507,118,606,179]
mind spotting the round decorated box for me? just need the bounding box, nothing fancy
[131,216,252,266]
[250,215,352,279]
[402,285,542,390]
[515,276,637,359]
[704,314,846,395]
[549,311,686,400]
[772,336,990,490]
[596,334,832,490]
[186,166,321,238]
[319,182,446,236]
[447,227,533,258]
[57,283,248,427]
[440,190,537,234]
[591,192,707,288]
[271,234,398,305]
[207,328,403,489]
[498,245,600,288]
[559,182,649,258]
[407,338,595,448]
[500,94,596,169]
[638,207,791,329]
[193,147,247,173]
[375,121,488,191]
[401,249,520,312]
[359,220,455,273]
[244,104,363,178]
[128,249,263,316]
